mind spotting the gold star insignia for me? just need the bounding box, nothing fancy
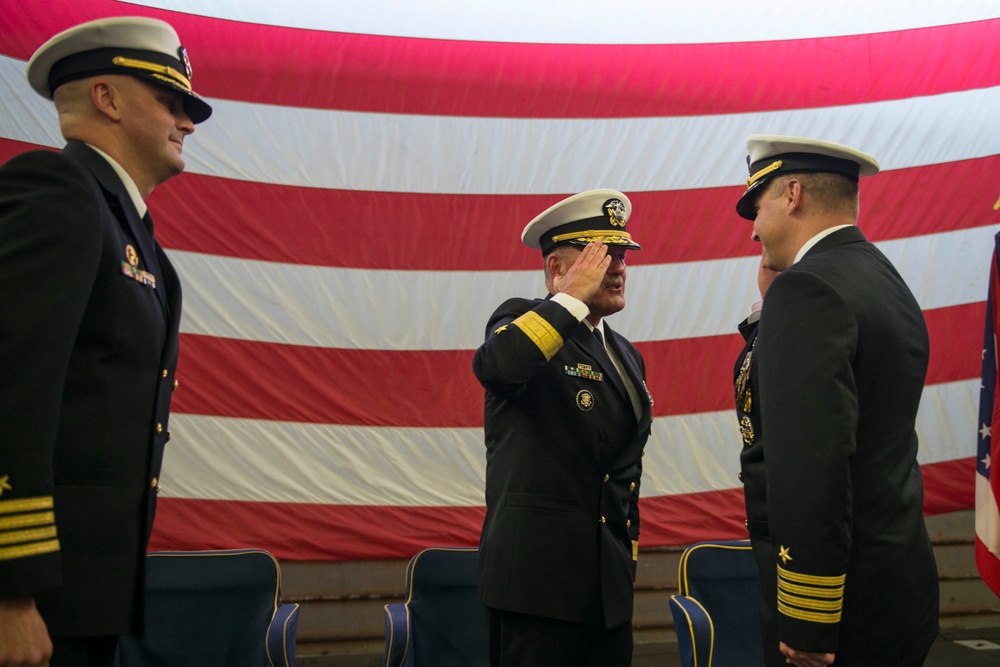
[779,545,792,565]
[494,325,509,334]
[0,475,11,497]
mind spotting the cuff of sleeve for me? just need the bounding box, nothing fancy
[551,292,590,322]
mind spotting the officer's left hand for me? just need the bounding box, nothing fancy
[779,641,834,667]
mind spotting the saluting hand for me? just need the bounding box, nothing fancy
[758,254,781,300]
[552,241,611,302]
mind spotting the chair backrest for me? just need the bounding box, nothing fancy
[384,547,487,667]
[115,549,299,667]
[674,540,764,667]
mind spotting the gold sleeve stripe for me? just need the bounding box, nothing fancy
[778,579,843,599]
[0,539,60,561]
[778,564,846,586]
[0,512,56,531]
[511,311,564,361]
[0,526,58,546]
[777,590,843,612]
[778,600,842,624]
[0,497,54,515]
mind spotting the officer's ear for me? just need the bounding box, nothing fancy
[545,252,565,278]
[90,79,125,122]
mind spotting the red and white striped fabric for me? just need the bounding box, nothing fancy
[1,1,997,561]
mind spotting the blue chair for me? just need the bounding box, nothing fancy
[115,549,300,667]
[383,547,488,667]
[669,540,765,667]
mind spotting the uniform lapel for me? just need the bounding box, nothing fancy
[575,322,629,403]
[63,141,170,319]
[605,324,652,429]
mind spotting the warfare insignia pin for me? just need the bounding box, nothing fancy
[125,244,139,267]
[739,415,754,446]
[735,343,754,412]
[604,198,626,228]
[576,389,595,411]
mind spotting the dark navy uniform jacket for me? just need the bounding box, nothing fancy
[736,226,938,665]
[0,141,181,637]
[473,294,652,629]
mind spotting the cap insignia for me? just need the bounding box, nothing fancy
[604,198,626,228]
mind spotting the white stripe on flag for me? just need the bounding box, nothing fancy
[127,0,1000,44]
[1,56,997,194]
[173,225,994,350]
[161,379,976,506]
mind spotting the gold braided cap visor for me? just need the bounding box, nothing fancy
[735,152,863,220]
[45,47,212,123]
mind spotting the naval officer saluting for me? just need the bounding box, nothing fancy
[473,190,654,666]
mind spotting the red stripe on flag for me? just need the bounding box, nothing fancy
[143,155,1000,269]
[977,536,1000,598]
[169,332,748,425]
[925,302,987,387]
[2,2,997,117]
[148,458,971,560]
[147,497,485,561]
[173,302,982,426]
[1,139,994,270]
[923,457,974,515]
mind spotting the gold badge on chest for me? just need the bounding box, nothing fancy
[125,244,139,267]
[735,339,755,414]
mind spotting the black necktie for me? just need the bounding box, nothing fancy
[594,327,642,421]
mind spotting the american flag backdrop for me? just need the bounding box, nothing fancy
[1,0,998,562]
[977,232,1000,596]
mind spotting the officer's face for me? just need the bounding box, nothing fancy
[750,178,797,271]
[117,77,195,190]
[572,245,628,319]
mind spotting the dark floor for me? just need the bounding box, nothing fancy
[928,628,1000,665]
[298,629,1000,666]
[628,629,1000,667]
